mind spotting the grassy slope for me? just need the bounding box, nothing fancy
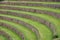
[1,1,60,4]
[0,2,60,40]
[0,5,60,14]
[0,9,60,37]
[0,35,7,40]
[23,2,60,4]
[0,26,21,40]
[0,14,52,40]
[0,20,37,40]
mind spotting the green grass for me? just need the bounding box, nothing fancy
[19,2,60,4]
[0,5,60,14]
[0,9,60,37]
[2,1,60,4]
[0,14,52,40]
[0,8,60,37]
[0,20,37,40]
[0,35,7,40]
[0,2,60,40]
[0,26,21,40]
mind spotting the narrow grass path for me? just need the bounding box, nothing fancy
[19,2,60,4]
[1,1,60,4]
[0,14,52,40]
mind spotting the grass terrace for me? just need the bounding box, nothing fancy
[0,1,60,40]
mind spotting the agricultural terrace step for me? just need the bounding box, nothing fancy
[0,1,60,4]
[0,11,57,37]
[0,16,40,40]
[0,6,60,19]
[0,22,25,40]
[0,2,60,8]
[0,30,12,40]
[0,5,60,14]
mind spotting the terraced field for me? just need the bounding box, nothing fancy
[0,1,60,40]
